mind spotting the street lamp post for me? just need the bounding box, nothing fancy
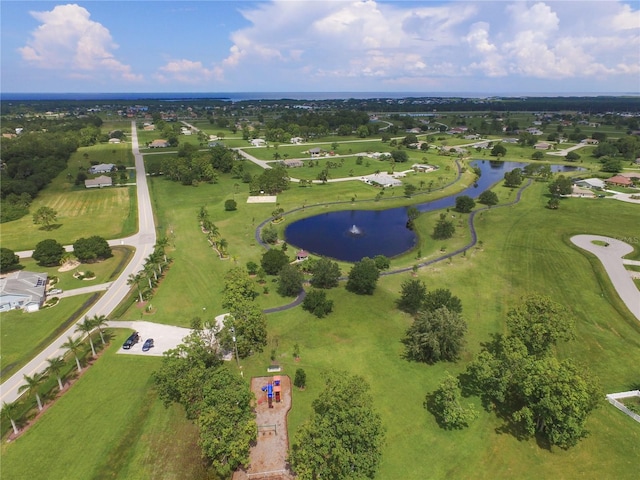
[230,327,240,368]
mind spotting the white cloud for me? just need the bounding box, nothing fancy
[154,59,222,84]
[18,4,141,82]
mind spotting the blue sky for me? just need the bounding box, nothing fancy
[2,0,639,94]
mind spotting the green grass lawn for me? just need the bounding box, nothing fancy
[1,294,99,381]
[1,144,137,251]
[1,330,210,480]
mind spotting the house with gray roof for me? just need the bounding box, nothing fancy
[85,175,113,188]
[88,163,115,174]
[0,271,48,312]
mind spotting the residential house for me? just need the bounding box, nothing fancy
[606,175,633,187]
[412,164,436,173]
[534,142,552,150]
[0,271,48,313]
[85,175,113,188]
[108,138,121,144]
[573,178,605,189]
[309,147,323,157]
[149,139,170,148]
[283,160,303,168]
[250,138,266,147]
[88,163,115,174]
[290,137,304,144]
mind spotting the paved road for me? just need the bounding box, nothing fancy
[571,235,640,321]
[1,122,157,404]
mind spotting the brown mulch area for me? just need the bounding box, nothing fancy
[233,375,295,480]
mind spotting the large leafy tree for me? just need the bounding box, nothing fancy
[455,195,476,213]
[32,206,58,230]
[548,175,573,196]
[396,278,427,315]
[33,238,65,266]
[0,247,21,273]
[302,289,334,318]
[478,190,499,206]
[310,257,341,289]
[277,264,304,297]
[506,294,575,357]
[422,288,463,314]
[346,257,379,295]
[73,235,112,263]
[504,168,523,187]
[220,300,268,358]
[222,267,257,309]
[402,307,467,364]
[260,248,289,275]
[289,372,385,480]
[432,213,455,240]
[426,373,478,429]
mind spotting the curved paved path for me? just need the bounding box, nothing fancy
[571,235,640,321]
[1,122,157,404]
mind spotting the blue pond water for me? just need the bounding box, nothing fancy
[285,161,583,262]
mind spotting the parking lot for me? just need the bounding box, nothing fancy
[106,321,192,356]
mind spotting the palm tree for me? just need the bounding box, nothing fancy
[2,401,20,436]
[19,372,47,411]
[76,317,96,357]
[46,356,66,391]
[218,238,228,257]
[127,273,143,303]
[62,335,84,372]
[145,256,158,281]
[91,314,109,345]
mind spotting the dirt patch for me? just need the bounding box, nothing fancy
[234,375,294,480]
[58,260,80,272]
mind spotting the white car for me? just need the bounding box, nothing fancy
[49,288,63,295]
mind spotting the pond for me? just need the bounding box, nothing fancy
[284,161,584,262]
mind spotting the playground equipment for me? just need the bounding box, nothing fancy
[261,376,282,408]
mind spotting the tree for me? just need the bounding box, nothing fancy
[127,273,143,303]
[90,314,109,345]
[566,151,581,162]
[46,356,66,391]
[261,224,278,244]
[403,307,467,363]
[547,197,560,209]
[455,195,476,213]
[478,190,498,206]
[294,368,307,389]
[224,199,237,211]
[391,149,409,163]
[310,257,341,289]
[491,144,506,157]
[33,238,65,266]
[422,288,463,314]
[32,206,58,230]
[531,151,545,160]
[404,183,417,197]
[506,295,575,357]
[222,267,258,309]
[396,278,427,315]
[2,401,21,436]
[62,335,84,371]
[73,235,112,262]
[0,247,21,273]
[373,254,390,271]
[433,213,455,240]
[277,264,304,297]
[466,334,600,449]
[504,168,523,187]
[302,289,334,318]
[75,317,96,357]
[548,175,573,196]
[426,373,478,429]
[19,372,47,411]
[406,206,420,229]
[346,257,380,295]
[260,248,289,275]
[289,372,384,480]
[220,304,268,358]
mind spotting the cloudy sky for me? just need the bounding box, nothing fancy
[2,0,639,94]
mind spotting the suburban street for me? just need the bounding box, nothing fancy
[0,122,157,404]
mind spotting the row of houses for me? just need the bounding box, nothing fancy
[575,173,640,189]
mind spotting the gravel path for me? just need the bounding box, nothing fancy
[571,235,640,321]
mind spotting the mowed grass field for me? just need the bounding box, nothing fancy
[3,143,640,480]
[1,143,137,251]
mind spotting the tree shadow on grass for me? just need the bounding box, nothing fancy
[38,223,62,231]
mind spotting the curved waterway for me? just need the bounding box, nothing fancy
[285,161,583,262]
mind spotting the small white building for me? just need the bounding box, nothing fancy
[574,178,605,189]
[250,138,266,147]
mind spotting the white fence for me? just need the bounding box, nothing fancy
[606,390,640,423]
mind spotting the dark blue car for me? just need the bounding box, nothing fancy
[142,338,154,352]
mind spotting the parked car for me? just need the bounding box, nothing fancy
[142,338,154,352]
[122,332,140,350]
[49,288,63,295]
